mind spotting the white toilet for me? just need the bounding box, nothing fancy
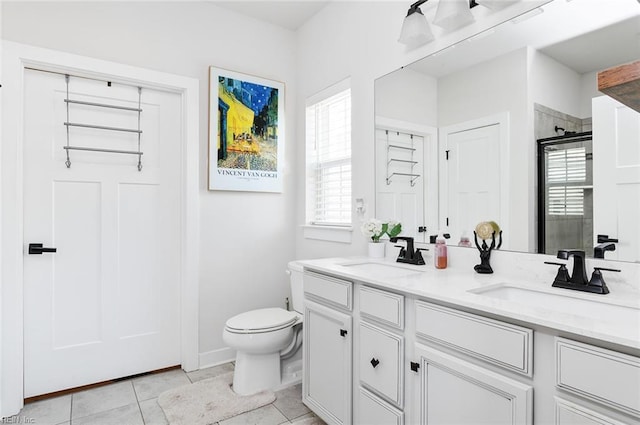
[223,261,304,395]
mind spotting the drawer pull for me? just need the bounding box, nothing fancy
[410,361,420,372]
[370,358,380,368]
[340,329,348,337]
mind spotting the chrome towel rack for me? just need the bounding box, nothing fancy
[64,74,144,171]
[385,131,421,186]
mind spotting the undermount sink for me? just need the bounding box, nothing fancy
[470,284,640,324]
[339,261,423,278]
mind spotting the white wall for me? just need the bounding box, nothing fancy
[1,1,297,366]
[375,68,438,127]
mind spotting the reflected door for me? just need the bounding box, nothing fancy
[375,127,426,242]
[442,123,501,244]
[593,96,640,262]
[23,69,182,397]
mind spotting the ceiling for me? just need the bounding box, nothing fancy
[210,1,330,30]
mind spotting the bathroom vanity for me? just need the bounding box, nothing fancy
[299,255,640,425]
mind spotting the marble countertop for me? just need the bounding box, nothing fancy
[298,256,640,352]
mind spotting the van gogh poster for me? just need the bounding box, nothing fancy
[208,67,284,192]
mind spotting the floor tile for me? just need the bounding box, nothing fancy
[273,384,310,420]
[71,402,143,425]
[71,381,137,420]
[289,412,326,425]
[139,398,168,425]
[13,394,71,425]
[219,404,288,425]
[132,369,191,401]
[186,362,234,383]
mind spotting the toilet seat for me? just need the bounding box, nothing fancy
[225,308,299,334]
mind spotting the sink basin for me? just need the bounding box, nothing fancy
[470,284,640,324]
[339,261,423,278]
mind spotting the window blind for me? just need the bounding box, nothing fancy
[305,88,352,226]
[546,146,586,216]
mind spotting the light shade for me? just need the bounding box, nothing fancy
[433,0,475,31]
[398,8,435,47]
[475,0,520,10]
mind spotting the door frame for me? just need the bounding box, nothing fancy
[1,41,200,416]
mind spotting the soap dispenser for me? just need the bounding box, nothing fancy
[434,231,448,269]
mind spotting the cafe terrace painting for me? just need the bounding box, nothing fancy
[208,67,284,192]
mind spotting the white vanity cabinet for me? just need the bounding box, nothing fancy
[301,264,640,425]
[303,271,353,425]
[410,301,534,425]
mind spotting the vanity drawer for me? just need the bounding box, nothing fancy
[415,301,533,376]
[556,338,640,417]
[359,286,404,330]
[359,321,404,407]
[304,271,353,310]
[357,387,403,425]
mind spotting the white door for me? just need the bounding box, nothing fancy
[441,123,501,245]
[592,96,640,262]
[23,69,182,397]
[375,128,426,241]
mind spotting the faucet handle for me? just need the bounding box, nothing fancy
[545,261,570,285]
[588,267,620,294]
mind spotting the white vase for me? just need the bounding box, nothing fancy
[368,242,385,258]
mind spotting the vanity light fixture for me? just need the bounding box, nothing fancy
[433,0,476,31]
[398,0,435,47]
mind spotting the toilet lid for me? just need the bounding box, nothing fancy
[226,308,298,332]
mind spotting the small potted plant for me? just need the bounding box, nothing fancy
[361,219,402,258]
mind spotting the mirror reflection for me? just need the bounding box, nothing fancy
[374,0,640,262]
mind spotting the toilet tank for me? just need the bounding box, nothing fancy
[288,261,304,313]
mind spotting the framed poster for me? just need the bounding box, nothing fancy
[208,67,285,192]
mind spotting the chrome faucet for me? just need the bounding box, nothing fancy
[545,249,620,294]
[390,236,426,265]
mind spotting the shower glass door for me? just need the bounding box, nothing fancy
[537,133,593,256]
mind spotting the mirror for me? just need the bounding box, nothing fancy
[374,0,640,262]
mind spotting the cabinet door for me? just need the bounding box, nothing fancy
[555,398,628,425]
[303,300,352,425]
[413,343,532,425]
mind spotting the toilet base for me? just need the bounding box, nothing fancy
[232,351,281,396]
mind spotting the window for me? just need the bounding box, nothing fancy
[305,81,352,228]
[546,146,587,216]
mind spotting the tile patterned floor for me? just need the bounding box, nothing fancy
[10,363,325,425]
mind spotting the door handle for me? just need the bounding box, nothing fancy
[29,243,57,255]
[370,358,380,368]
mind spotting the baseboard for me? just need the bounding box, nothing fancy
[198,347,236,370]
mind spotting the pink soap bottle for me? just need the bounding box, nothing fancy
[434,232,448,269]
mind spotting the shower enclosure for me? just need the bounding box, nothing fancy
[537,132,593,256]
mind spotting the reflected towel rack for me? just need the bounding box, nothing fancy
[385,130,421,187]
[63,74,144,171]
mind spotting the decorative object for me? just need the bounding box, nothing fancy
[208,67,284,192]
[368,241,386,258]
[362,219,402,258]
[473,221,502,274]
[157,371,275,425]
